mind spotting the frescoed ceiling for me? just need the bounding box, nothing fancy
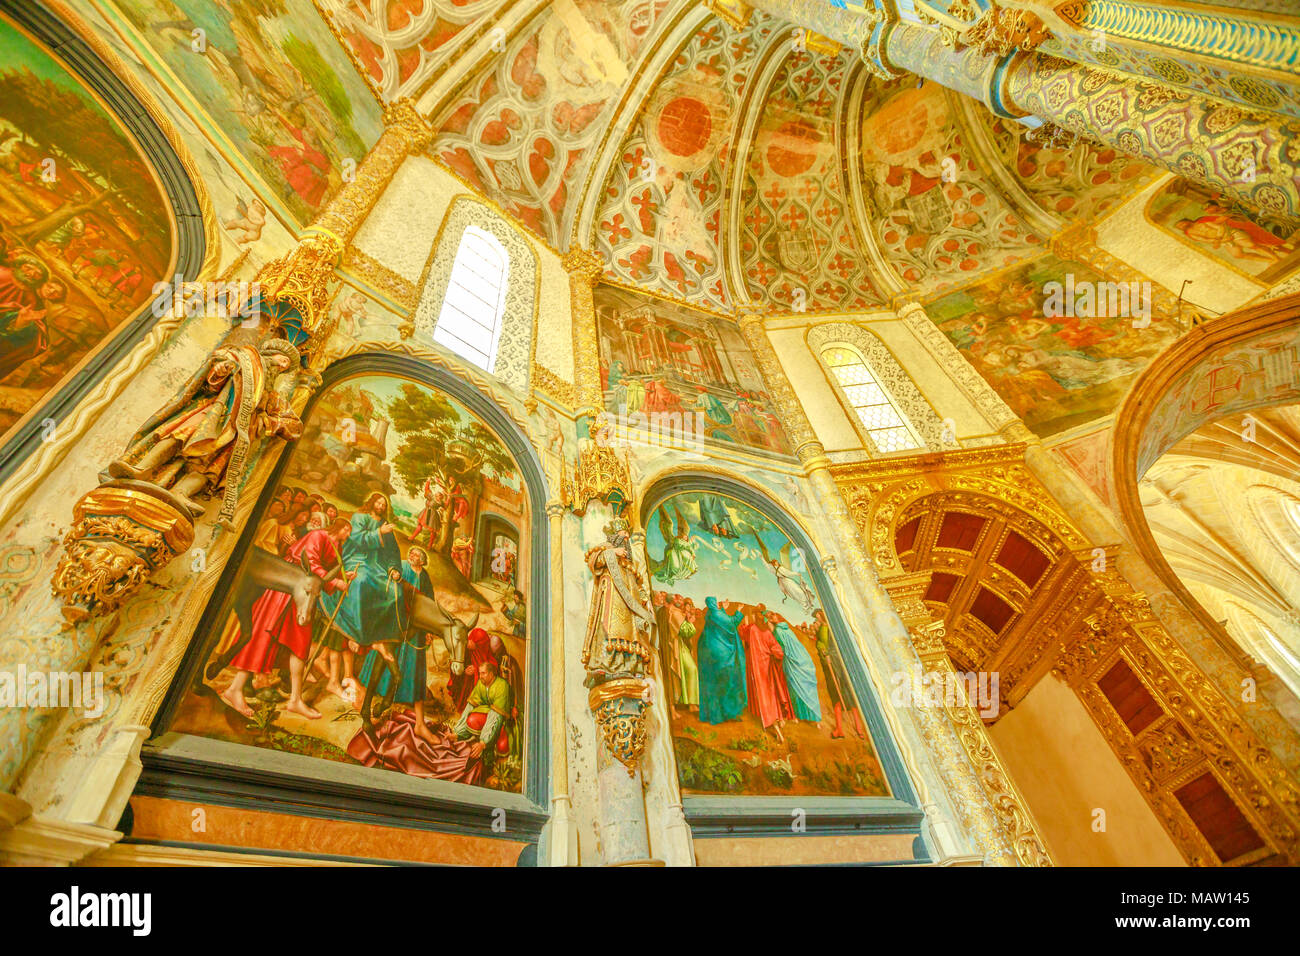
[110,0,1297,444]
[324,0,499,101]
[432,0,673,247]
[738,47,883,313]
[593,9,782,309]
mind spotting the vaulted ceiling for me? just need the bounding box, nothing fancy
[322,0,1165,315]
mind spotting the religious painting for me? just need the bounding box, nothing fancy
[108,0,383,224]
[926,253,1177,437]
[595,283,794,458]
[0,13,172,444]
[1147,178,1299,281]
[172,374,531,794]
[646,490,889,798]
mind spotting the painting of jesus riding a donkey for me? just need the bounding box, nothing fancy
[172,375,530,793]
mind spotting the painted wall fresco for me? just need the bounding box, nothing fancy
[1147,178,1299,281]
[173,374,531,793]
[926,254,1178,437]
[107,0,383,224]
[739,48,883,313]
[0,14,171,443]
[646,490,888,798]
[595,283,793,457]
[595,12,780,310]
[859,80,1041,295]
[435,0,670,246]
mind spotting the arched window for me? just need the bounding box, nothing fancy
[821,345,922,453]
[433,225,509,372]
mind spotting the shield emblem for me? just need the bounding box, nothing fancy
[905,187,951,234]
[778,232,817,272]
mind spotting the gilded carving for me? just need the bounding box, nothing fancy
[51,483,196,623]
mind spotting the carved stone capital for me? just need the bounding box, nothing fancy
[382,97,434,152]
[562,246,604,284]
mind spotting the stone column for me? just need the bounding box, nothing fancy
[589,678,654,865]
[734,311,1037,864]
[1001,52,1299,228]
[746,1,1299,226]
[546,501,575,866]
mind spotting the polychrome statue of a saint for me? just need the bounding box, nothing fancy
[582,518,656,687]
[108,339,304,519]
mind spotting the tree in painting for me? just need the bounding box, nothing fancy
[0,15,170,440]
[173,375,529,793]
[646,490,889,798]
[115,0,380,223]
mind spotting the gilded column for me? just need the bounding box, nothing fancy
[735,311,1045,865]
[561,246,605,417]
[257,98,435,365]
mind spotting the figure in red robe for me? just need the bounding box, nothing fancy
[642,378,685,415]
[449,625,497,712]
[740,606,794,743]
[270,115,331,209]
[220,519,354,720]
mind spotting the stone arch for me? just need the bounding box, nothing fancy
[807,323,948,453]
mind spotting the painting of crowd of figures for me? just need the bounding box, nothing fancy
[174,375,532,794]
[646,489,889,797]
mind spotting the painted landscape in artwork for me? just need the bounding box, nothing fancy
[173,375,530,793]
[112,0,382,223]
[646,490,889,798]
[596,283,794,458]
[926,253,1177,437]
[0,14,171,442]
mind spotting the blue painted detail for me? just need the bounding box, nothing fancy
[641,472,926,841]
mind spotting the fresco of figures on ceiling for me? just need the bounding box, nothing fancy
[110,0,382,223]
[595,283,793,458]
[174,375,531,793]
[1147,179,1299,281]
[646,491,889,798]
[0,14,171,444]
[926,253,1178,437]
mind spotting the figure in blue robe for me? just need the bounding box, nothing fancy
[773,621,821,722]
[320,495,403,648]
[696,494,735,537]
[358,557,432,704]
[697,597,747,724]
[694,389,733,426]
